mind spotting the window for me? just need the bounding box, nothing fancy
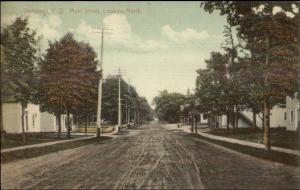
[284,112,287,120]
[32,115,35,127]
[291,111,294,122]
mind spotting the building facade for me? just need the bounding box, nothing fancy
[219,96,299,131]
[285,96,299,131]
[2,102,74,133]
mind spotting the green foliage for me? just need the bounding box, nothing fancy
[38,33,100,115]
[201,1,298,27]
[1,17,40,106]
[196,52,231,116]
[153,90,186,123]
[102,76,153,124]
[200,1,299,148]
[200,1,299,111]
[138,97,154,122]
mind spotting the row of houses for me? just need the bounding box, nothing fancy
[181,96,299,131]
[2,102,74,134]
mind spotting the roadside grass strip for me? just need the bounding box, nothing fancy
[192,133,299,166]
[1,137,112,163]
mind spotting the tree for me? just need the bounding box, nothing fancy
[72,77,98,134]
[249,14,299,150]
[222,25,245,133]
[1,17,40,144]
[195,50,241,130]
[38,33,99,139]
[102,76,128,124]
[138,97,153,122]
[101,76,152,125]
[0,44,5,145]
[201,1,299,150]
[153,90,186,123]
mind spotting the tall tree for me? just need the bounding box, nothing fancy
[195,51,238,129]
[102,76,129,124]
[201,1,299,150]
[138,97,154,122]
[222,25,245,133]
[1,17,40,144]
[39,33,99,138]
[153,90,186,123]
[101,76,152,125]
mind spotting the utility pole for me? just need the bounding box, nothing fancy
[127,79,131,124]
[93,28,113,139]
[96,28,104,138]
[112,68,126,131]
[263,35,270,151]
[117,68,121,131]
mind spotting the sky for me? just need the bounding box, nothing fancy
[1,1,229,105]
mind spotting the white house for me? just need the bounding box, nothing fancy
[218,96,299,131]
[285,96,299,131]
[199,113,208,124]
[220,113,252,129]
[2,102,24,133]
[2,102,74,133]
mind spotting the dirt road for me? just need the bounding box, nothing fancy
[1,123,299,189]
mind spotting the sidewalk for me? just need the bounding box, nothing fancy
[1,129,120,154]
[163,124,300,156]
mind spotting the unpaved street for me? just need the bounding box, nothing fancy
[2,123,300,189]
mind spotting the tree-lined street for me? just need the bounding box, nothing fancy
[1,2,300,189]
[2,123,299,189]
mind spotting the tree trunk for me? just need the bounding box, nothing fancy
[0,57,3,145]
[21,104,26,144]
[226,112,230,133]
[0,101,6,146]
[67,109,71,139]
[85,115,88,134]
[253,111,257,131]
[235,111,239,132]
[57,112,61,139]
[191,116,194,133]
[139,112,141,124]
[262,112,265,130]
[208,116,212,128]
[263,35,270,151]
[57,100,62,138]
[263,100,271,151]
[232,112,236,134]
[195,116,198,134]
[199,114,201,128]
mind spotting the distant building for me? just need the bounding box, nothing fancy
[2,102,74,133]
[179,103,208,126]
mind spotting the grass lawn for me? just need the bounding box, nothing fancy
[192,133,299,166]
[1,132,93,149]
[206,128,299,150]
[1,136,111,163]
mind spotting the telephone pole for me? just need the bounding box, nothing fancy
[127,79,131,124]
[112,68,126,132]
[118,68,121,131]
[93,28,113,138]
